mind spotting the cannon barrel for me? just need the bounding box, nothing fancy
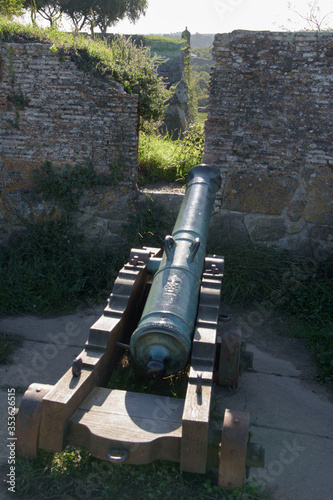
[129,165,221,377]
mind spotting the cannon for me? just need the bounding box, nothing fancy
[130,165,221,378]
[15,165,264,489]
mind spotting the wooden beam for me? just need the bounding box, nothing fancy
[68,387,183,465]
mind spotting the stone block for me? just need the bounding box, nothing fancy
[244,214,287,242]
[309,225,333,261]
[208,210,249,249]
[79,186,139,220]
[303,168,333,225]
[223,172,298,215]
[267,230,312,258]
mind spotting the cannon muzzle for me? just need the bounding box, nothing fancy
[129,165,221,377]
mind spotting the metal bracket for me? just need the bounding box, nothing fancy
[204,255,224,276]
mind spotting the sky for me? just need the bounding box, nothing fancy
[112,0,333,34]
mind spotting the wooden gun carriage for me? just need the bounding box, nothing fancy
[16,165,264,489]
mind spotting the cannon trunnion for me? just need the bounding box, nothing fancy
[16,165,264,490]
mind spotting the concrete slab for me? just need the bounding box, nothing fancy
[247,343,301,377]
[0,305,104,343]
[215,371,333,438]
[0,339,87,387]
[247,427,333,500]
[0,305,104,389]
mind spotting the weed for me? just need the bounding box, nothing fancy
[284,319,333,384]
[173,122,204,180]
[218,244,333,383]
[108,354,188,399]
[138,130,178,184]
[0,18,172,123]
[7,88,30,109]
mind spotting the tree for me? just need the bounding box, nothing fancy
[0,0,24,17]
[23,0,62,26]
[58,0,92,32]
[93,0,148,37]
[59,0,148,37]
[288,1,332,31]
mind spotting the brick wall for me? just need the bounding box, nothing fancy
[204,31,333,259]
[0,41,139,244]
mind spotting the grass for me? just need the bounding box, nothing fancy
[217,244,333,384]
[138,131,179,183]
[0,218,124,315]
[138,123,205,185]
[7,448,268,500]
[107,354,188,399]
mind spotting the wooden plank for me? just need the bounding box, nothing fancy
[38,263,151,452]
[16,383,53,458]
[38,366,97,451]
[78,387,184,423]
[180,256,224,474]
[180,381,212,474]
[218,409,250,490]
[68,388,183,465]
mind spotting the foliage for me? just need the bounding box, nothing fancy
[90,0,148,38]
[0,176,167,314]
[191,46,212,59]
[143,34,184,47]
[173,122,204,179]
[24,0,62,26]
[23,0,148,34]
[285,319,333,384]
[0,218,123,314]
[138,124,204,184]
[122,195,167,248]
[191,46,213,110]
[11,447,269,500]
[31,160,122,213]
[7,88,30,108]
[108,354,188,398]
[0,18,172,123]
[0,0,24,16]
[103,35,172,122]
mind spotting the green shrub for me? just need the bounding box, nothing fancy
[172,122,204,179]
[138,123,204,184]
[0,219,123,314]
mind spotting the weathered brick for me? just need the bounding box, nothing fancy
[204,30,333,257]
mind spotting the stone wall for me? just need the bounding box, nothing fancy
[0,41,139,244]
[204,30,333,259]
